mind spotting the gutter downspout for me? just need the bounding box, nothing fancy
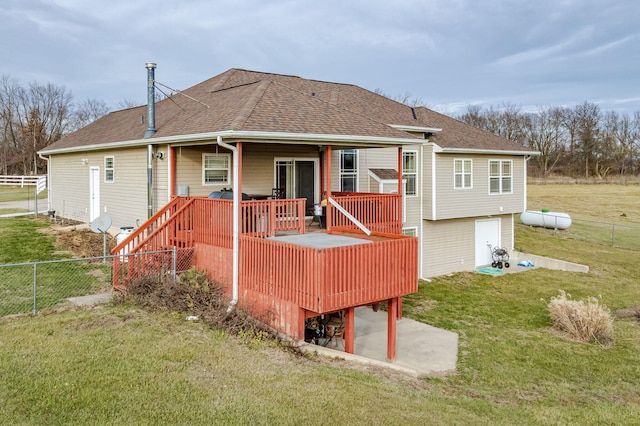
[38,153,51,212]
[147,144,153,218]
[217,135,239,313]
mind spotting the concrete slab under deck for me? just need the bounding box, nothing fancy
[303,307,459,377]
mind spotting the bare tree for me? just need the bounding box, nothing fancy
[0,76,74,175]
[373,88,426,107]
[525,106,566,177]
[573,102,604,178]
[459,102,529,145]
[459,104,488,129]
[70,98,111,132]
[116,98,142,110]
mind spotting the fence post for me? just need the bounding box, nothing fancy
[172,247,177,280]
[33,262,37,315]
[612,224,615,247]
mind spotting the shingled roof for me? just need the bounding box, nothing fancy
[41,68,534,154]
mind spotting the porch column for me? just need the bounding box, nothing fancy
[397,148,403,319]
[397,147,403,232]
[344,306,355,354]
[319,148,325,202]
[387,297,398,361]
[326,145,332,231]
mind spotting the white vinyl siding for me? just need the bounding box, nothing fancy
[104,156,114,183]
[489,160,512,194]
[49,147,151,229]
[422,215,513,278]
[454,159,472,189]
[203,153,230,185]
[433,155,524,219]
[403,151,417,196]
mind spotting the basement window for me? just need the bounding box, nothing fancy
[203,153,230,185]
[104,156,114,183]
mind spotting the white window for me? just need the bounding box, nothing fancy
[203,153,230,185]
[402,227,417,237]
[403,151,417,196]
[489,160,512,194]
[339,149,358,192]
[104,156,114,183]
[454,159,472,189]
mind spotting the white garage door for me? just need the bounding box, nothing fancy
[475,219,500,267]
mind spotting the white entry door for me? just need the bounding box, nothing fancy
[475,218,500,266]
[89,167,100,222]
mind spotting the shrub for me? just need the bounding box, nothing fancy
[115,268,302,354]
[546,290,614,345]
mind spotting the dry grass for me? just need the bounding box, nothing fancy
[528,183,640,224]
[546,290,614,345]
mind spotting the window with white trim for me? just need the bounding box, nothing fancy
[104,156,114,183]
[339,149,358,192]
[403,151,417,196]
[454,159,472,189]
[489,160,512,194]
[203,153,230,185]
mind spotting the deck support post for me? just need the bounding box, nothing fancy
[387,297,398,361]
[296,308,306,341]
[345,306,355,354]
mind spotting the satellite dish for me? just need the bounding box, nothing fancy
[90,214,112,234]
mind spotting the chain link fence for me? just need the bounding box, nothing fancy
[568,218,640,251]
[1,248,195,317]
[519,215,640,251]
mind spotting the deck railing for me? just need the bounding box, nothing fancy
[241,230,417,313]
[112,195,416,311]
[330,192,402,234]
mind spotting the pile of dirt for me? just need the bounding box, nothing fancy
[52,226,117,258]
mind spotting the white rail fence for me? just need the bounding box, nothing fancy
[0,175,48,216]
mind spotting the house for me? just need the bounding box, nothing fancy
[38,65,535,359]
[331,107,538,277]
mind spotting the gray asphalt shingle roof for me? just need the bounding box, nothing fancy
[42,68,533,154]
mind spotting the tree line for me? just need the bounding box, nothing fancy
[458,102,640,179]
[3,75,639,179]
[0,75,116,176]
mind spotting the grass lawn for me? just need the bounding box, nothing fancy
[0,218,112,316]
[1,184,640,424]
[0,186,48,203]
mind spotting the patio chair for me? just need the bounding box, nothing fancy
[271,188,285,199]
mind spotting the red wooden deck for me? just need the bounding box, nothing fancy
[112,194,417,342]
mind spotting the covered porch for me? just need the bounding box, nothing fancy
[114,141,417,361]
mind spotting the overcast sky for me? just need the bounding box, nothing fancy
[1,0,638,117]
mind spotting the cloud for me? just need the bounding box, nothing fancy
[0,0,637,115]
